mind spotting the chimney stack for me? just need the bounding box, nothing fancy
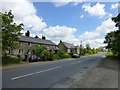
[25,31,30,37]
[35,35,39,38]
[42,35,46,40]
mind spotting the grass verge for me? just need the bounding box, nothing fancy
[105,52,119,60]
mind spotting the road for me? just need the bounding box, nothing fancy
[2,53,105,88]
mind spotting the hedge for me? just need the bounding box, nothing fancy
[2,56,22,65]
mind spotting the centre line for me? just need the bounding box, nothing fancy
[11,66,62,80]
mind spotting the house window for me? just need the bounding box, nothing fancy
[19,49,23,54]
[28,49,33,54]
[19,42,23,45]
[9,49,14,54]
[28,42,31,46]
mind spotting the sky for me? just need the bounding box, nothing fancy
[0,0,119,48]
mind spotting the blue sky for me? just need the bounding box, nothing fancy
[1,1,119,48]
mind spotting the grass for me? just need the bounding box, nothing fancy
[105,52,119,60]
[80,52,100,57]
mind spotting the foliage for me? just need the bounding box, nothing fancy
[41,50,50,58]
[80,45,99,56]
[35,45,46,55]
[104,14,120,56]
[2,56,22,65]
[68,52,76,55]
[1,10,24,55]
[105,51,119,60]
[104,30,120,55]
[57,50,69,59]
[48,54,60,61]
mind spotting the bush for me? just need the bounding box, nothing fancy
[41,50,50,58]
[57,51,69,59]
[68,52,76,55]
[41,50,50,60]
[48,54,60,61]
[2,56,22,65]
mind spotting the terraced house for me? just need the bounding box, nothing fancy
[58,40,80,54]
[8,31,58,61]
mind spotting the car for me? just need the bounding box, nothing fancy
[29,55,41,62]
[72,54,80,58]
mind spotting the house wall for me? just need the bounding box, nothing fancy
[9,41,58,59]
[58,42,67,52]
[9,42,36,59]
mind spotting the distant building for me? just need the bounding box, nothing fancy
[58,40,80,54]
[8,31,58,60]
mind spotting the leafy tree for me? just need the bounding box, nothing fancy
[112,14,120,29]
[1,10,24,55]
[104,14,120,56]
[86,44,91,53]
[41,50,50,59]
[35,45,46,55]
[104,30,120,55]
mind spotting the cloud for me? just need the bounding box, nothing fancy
[50,0,72,7]
[82,3,106,17]
[50,0,83,7]
[43,25,80,45]
[79,18,117,39]
[0,0,47,31]
[110,3,119,9]
[80,14,84,18]
[96,18,117,34]
[79,31,100,39]
[83,38,106,48]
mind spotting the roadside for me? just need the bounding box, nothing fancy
[2,58,78,71]
[2,53,101,71]
[52,58,118,88]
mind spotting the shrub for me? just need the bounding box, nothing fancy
[57,50,69,59]
[48,54,60,61]
[41,50,50,60]
[68,52,76,55]
[2,56,22,65]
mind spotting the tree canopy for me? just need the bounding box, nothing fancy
[104,14,120,56]
[1,10,24,55]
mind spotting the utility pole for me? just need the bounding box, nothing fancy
[80,40,82,55]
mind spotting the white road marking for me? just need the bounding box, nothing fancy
[72,61,81,64]
[11,66,62,80]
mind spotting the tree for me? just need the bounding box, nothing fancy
[1,10,24,55]
[112,14,120,29]
[86,44,91,53]
[35,45,46,55]
[41,50,50,59]
[104,14,120,56]
[104,30,120,55]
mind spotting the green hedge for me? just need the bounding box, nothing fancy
[2,56,22,65]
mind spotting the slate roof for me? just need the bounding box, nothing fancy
[62,41,76,49]
[19,36,56,46]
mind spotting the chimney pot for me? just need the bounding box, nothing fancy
[42,35,46,40]
[25,31,30,37]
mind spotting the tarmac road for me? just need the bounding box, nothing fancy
[2,53,105,88]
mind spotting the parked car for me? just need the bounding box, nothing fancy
[72,54,80,58]
[29,55,40,62]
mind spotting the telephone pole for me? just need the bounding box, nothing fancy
[80,40,82,55]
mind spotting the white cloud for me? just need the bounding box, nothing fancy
[50,0,82,7]
[110,3,119,9]
[83,38,106,48]
[50,0,72,7]
[96,18,117,34]
[79,31,100,39]
[79,18,117,39]
[43,25,80,45]
[0,0,47,31]
[82,3,106,17]
[80,14,84,18]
